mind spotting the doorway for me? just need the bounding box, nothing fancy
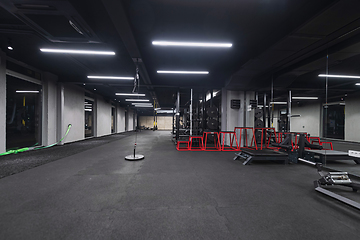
[6,75,42,149]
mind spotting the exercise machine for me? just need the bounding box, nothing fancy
[314,163,360,210]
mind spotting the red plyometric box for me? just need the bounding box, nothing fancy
[203,132,221,151]
[189,136,204,151]
[220,131,238,151]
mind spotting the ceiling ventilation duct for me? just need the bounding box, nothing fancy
[0,0,101,43]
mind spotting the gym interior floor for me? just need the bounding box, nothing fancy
[0,131,359,239]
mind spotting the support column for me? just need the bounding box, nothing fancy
[42,72,58,145]
[287,90,292,132]
[0,51,6,152]
[57,83,64,145]
[190,89,193,136]
[176,90,180,141]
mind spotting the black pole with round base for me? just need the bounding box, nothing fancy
[125,143,144,161]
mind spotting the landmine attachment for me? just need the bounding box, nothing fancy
[314,163,360,210]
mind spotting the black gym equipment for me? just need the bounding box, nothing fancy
[234,149,289,165]
[314,163,360,210]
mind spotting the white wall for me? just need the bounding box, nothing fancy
[42,72,58,145]
[139,116,173,130]
[0,51,6,153]
[290,102,321,137]
[117,106,125,133]
[345,94,360,142]
[128,109,134,130]
[63,84,84,143]
[96,97,111,137]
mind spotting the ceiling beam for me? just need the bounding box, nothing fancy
[101,0,158,105]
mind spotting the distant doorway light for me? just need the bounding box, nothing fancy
[152,41,232,48]
[40,48,115,55]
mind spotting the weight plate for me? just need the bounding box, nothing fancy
[255,119,264,127]
[206,106,218,118]
[255,109,263,118]
[207,118,219,130]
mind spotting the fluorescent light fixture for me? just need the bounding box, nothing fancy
[152,41,232,48]
[40,48,115,55]
[154,108,161,110]
[356,83,360,85]
[16,90,39,93]
[125,99,149,102]
[157,110,174,113]
[134,105,153,108]
[270,102,287,105]
[131,103,152,106]
[85,109,92,112]
[115,93,145,96]
[8,46,13,50]
[157,70,209,74]
[88,76,133,80]
[318,74,360,79]
[292,97,318,100]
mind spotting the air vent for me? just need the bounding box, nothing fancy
[1,0,100,43]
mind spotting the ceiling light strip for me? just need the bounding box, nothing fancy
[16,90,39,93]
[88,76,133,80]
[116,93,145,96]
[157,70,209,74]
[152,41,232,48]
[318,74,360,79]
[40,49,115,55]
[292,97,318,100]
[125,99,149,102]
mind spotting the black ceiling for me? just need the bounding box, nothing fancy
[1,0,360,111]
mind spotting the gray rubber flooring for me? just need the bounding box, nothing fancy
[1,131,360,239]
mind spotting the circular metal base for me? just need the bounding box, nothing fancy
[125,154,145,161]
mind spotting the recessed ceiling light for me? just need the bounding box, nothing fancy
[116,93,145,96]
[318,74,360,79]
[157,70,209,74]
[292,97,318,100]
[8,46,13,50]
[40,48,115,55]
[125,99,149,102]
[16,90,39,93]
[152,41,232,48]
[356,83,360,85]
[88,76,133,80]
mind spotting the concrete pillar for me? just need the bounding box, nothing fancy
[57,83,64,145]
[42,72,58,145]
[0,51,6,152]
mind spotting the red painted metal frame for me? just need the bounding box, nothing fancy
[234,127,257,150]
[189,136,204,151]
[203,132,221,151]
[220,131,238,151]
